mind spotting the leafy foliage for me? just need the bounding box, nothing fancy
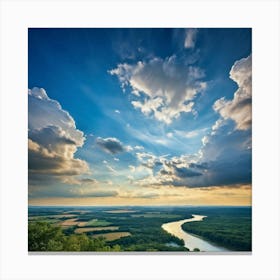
[28,221,120,251]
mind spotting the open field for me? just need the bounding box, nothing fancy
[75,226,119,234]
[91,232,131,241]
[77,222,88,227]
[85,219,111,227]
[60,218,80,227]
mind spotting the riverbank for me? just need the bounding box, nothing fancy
[162,214,229,252]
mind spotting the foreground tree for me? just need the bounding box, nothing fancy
[28,221,121,252]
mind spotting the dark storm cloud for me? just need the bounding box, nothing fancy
[173,166,202,178]
[189,162,208,170]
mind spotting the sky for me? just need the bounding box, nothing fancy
[28,28,252,206]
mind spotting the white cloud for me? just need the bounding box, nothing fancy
[28,88,84,144]
[126,145,133,152]
[129,165,136,172]
[28,88,89,185]
[136,152,156,162]
[134,145,144,150]
[127,175,134,181]
[184,28,198,49]
[104,162,118,174]
[110,55,206,124]
[131,118,251,188]
[175,127,208,139]
[213,55,252,130]
[108,56,252,189]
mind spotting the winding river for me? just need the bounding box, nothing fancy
[162,214,229,252]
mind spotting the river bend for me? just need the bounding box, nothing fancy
[162,214,229,252]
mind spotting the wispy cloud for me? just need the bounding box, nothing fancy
[174,128,208,138]
[184,28,198,49]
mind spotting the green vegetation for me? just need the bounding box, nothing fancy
[182,208,251,251]
[28,221,120,251]
[28,206,190,252]
[28,206,251,252]
[108,227,186,251]
[74,226,119,234]
[91,232,131,241]
[85,219,111,227]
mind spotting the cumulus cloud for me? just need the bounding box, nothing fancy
[195,119,251,186]
[136,152,164,169]
[184,28,198,49]
[133,120,251,188]
[96,137,125,154]
[152,155,205,186]
[151,55,251,187]
[28,88,89,185]
[109,55,206,124]
[213,55,252,130]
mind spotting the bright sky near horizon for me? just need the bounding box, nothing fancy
[28,28,252,206]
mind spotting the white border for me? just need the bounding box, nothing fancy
[0,0,279,279]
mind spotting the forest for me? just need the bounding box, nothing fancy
[181,207,252,251]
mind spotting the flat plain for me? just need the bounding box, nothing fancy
[28,206,251,252]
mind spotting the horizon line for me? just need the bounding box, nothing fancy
[28,204,252,207]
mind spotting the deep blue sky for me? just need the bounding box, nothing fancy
[28,28,252,205]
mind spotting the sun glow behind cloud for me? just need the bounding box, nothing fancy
[29,184,251,206]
